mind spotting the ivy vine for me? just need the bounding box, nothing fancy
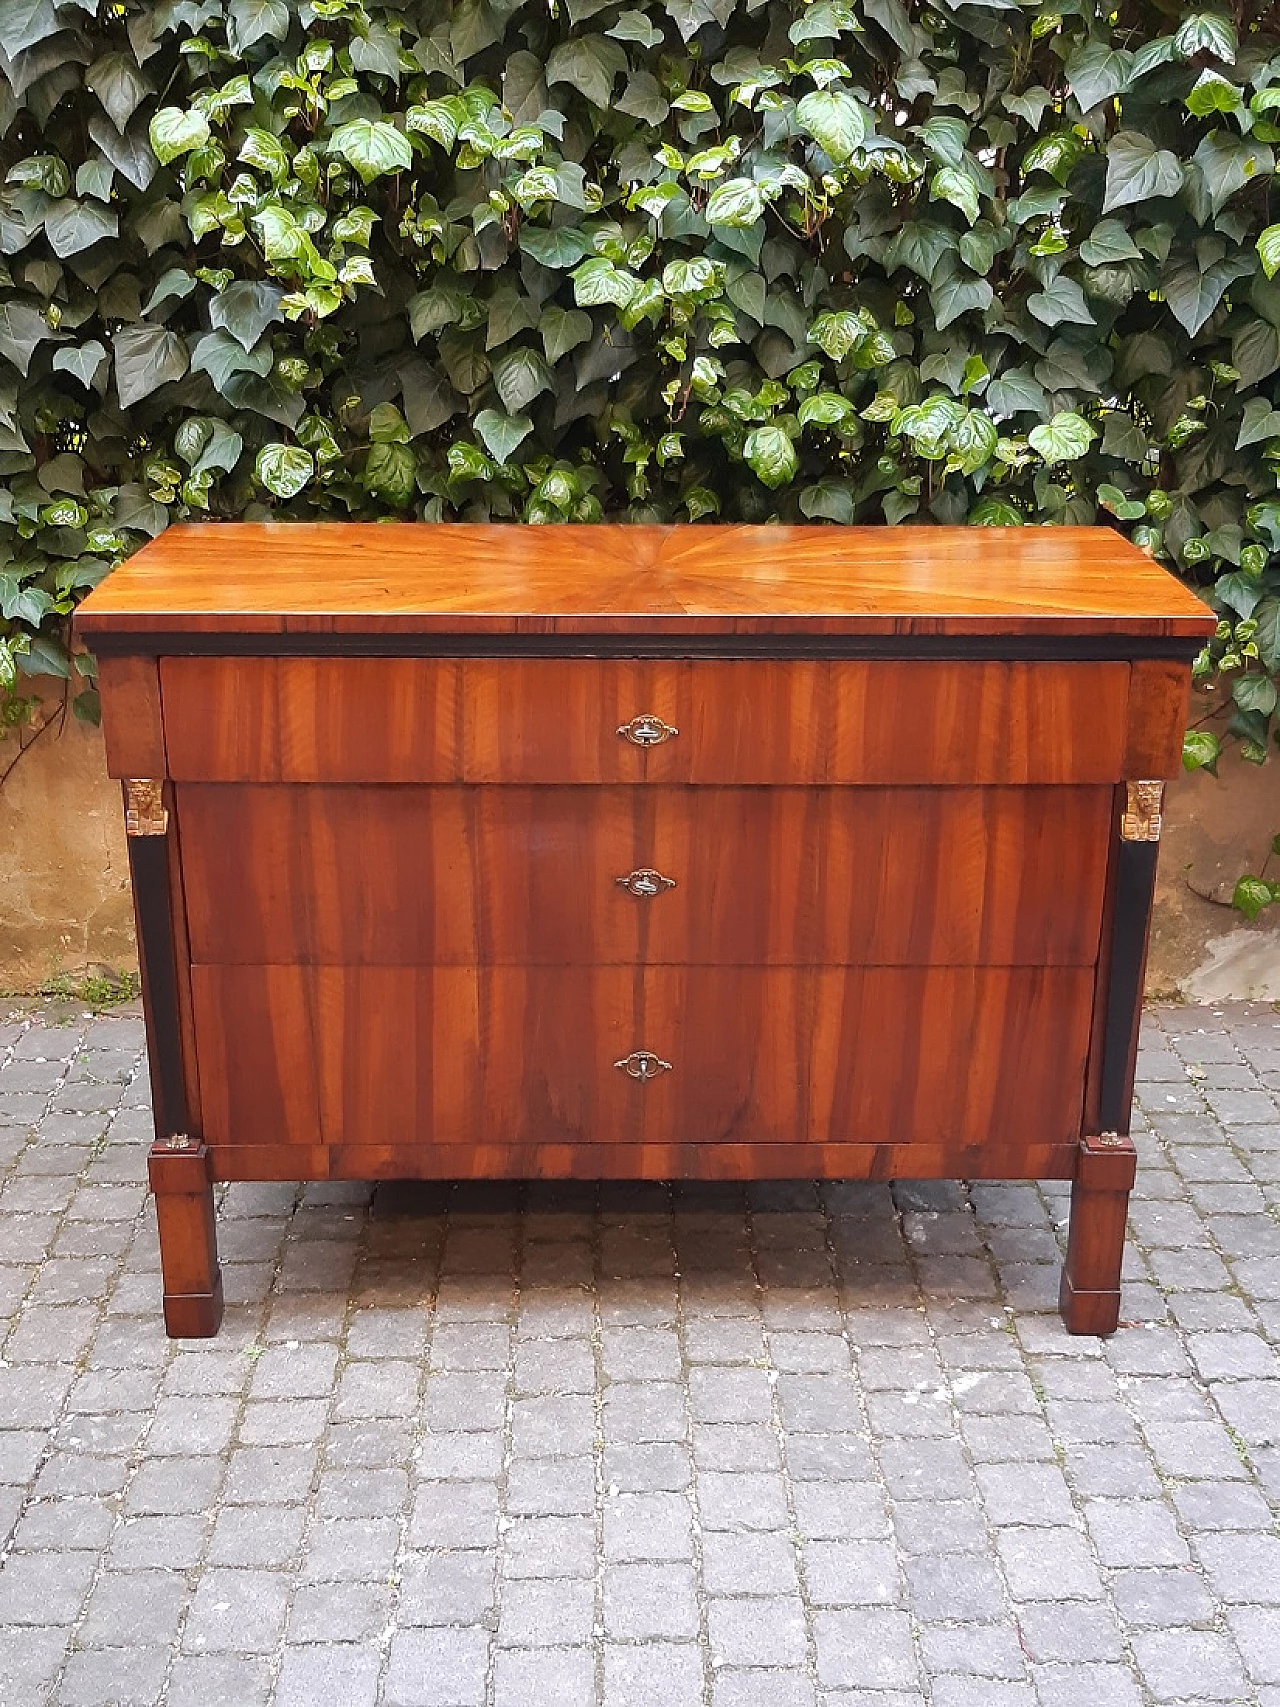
[0,0,1278,869]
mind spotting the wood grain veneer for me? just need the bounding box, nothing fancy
[176,784,1111,968]
[77,523,1212,640]
[76,522,1218,1339]
[157,657,1130,785]
[189,963,1094,1152]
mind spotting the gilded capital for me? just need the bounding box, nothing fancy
[124,779,169,837]
[1120,780,1163,843]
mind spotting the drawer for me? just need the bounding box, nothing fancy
[191,964,1093,1152]
[160,657,1130,785]
[178,783,1110,968]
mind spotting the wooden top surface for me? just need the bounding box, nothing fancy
[75,522,1214,641]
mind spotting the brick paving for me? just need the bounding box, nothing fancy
[0,998,1278,1706]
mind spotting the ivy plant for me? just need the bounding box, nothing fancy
[0,0,1277,791]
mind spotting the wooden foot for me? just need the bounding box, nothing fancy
[148,1139,223,1339]
[1059,1132,1137,1336]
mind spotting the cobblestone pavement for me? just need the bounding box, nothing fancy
[0,999,1279,1706]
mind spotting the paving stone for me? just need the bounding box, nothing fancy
[1195,1531,1280,1603]
[919,1623,1026,1679]
[56,1645,170,1707]
[504,1515,596,1579]
[976,1462,1075,1527]
[692,1421,781,1472]
[287,1580,391,1644]
[995,1528,1105,1602]
[697,1468,790,1532]
[702,1529,800,1597]
[1133,1629,1253,1702]
[1110,1567,1219,1628]
[4,1003,1280,1707]
[602,1490,693,1560]
[793,1479,890,1541]
[805,1539,901,1606]
[1085,1498,1191,1568]
[300,1516,400,1582]
[274,1645,382,1707]
[813,1608,920,1691]
[605,1561,699,1639]
[1172,1480,1273,1531]
[930,1680,1036,1707]
[892,1499,990,1556]
[711,1671,818,1707]
[0,1550,97,1623]
[903,1552,1007,1622]
[497,1578,595,1648]
[182,1568,291,1655]
[708,1595,808,1667]
[491,1645,595,1707]
[399,1550,496,1625]
[1031,1662,1143,1707]
[384,1627,489,1707]
[1015,1601,1126,1664]
[1227,1606,1280,1686]
[603,1642,705,1707]
[409,1480,500,1549]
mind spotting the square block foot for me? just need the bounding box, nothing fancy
[162,1273,225,1339]
[1059,1272,1121,1337]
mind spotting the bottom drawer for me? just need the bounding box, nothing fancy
[191,964,1092,1154]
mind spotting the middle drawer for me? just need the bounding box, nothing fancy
[178,783,1110,967]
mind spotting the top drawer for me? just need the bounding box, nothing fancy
[159,657,1129,785]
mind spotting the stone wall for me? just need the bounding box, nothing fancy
[0,709,133,992]
[2,711,1278,1000]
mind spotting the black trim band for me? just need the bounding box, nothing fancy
[127,832,189,1139]
[1099,837,1160,1133]
[89,631,1205,663]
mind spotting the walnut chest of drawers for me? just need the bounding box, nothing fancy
[76,522,1214,1338]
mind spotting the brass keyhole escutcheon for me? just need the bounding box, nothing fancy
[614,1051,673,1082]
[617,714,678,747]
[615,868,677,898]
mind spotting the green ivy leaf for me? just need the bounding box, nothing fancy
[1102,132,1184,212]
[1236,398,1280,449]
[1173,12,1236,64]
[329,120,413,183]
[363,441,418,507]
[931,269,993,330]
[1028,411,1097,464]
[239,128,290,182]
[1026,276,1094,328]
[1182,730,1222,773]
[539,307,593,363]
[209,281,284,352]
[929,166,980,225]
[1233,674,1279,717]
[807,310,871,359]
[148,107,211,166]
[1078,220,1142,266]
[969,497,1024,526]
[1232,876,1275,921]
[491,345,554,413]
[545,36,627,108]
[705,178,764,228]
[475,408,534,463]
[1065,42,1131,112]
[1186,71,1242,117]
[743,425,799,488]
[254,443,314,499]
[1257,226,1280,282]
[795,89,867,164]
[113,324,189,408]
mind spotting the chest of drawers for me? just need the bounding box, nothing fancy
[77,523,1213,1338]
